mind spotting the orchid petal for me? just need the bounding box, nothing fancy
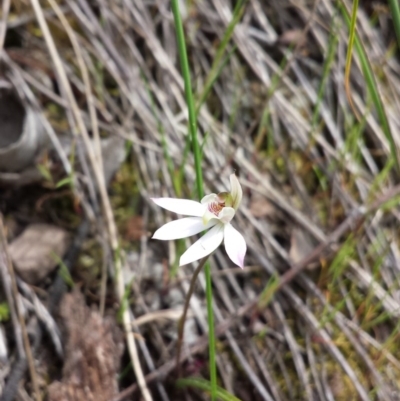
[152,217,216,240]
[216,207,235,224]
[230,174,243,210]
[202,209,217,226]
[224,223,246,268]
[151,198,205,216]
[179,224,224,266]
[201,194,218,204]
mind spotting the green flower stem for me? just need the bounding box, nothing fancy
[170,1,217,400]
[171,0,203,196]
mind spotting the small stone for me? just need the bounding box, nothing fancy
[9,224,70,284]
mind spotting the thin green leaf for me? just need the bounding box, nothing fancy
[339,2,400,173]
[55,177,73,189]
[51,252,74,288]
[177,377,242,401]
[37,164,53,183]
[388,0,400,52]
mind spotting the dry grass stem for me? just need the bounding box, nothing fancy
[2,0,400,399]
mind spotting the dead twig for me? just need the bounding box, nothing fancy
[0,0,10,54]
[176,256,208,377]
[0,217,41,401]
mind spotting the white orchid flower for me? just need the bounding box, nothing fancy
[151,174,246,268]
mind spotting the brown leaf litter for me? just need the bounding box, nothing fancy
[47,290,123,401]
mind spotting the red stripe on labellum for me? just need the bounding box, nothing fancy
[208,201,224,216]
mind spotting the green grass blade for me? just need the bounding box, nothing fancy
[196,0,246,114]
[177,377,242,401]
[312,17,339,128]
[343,0,358,116]
[388,0,400,51]
[339,2,400,173]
